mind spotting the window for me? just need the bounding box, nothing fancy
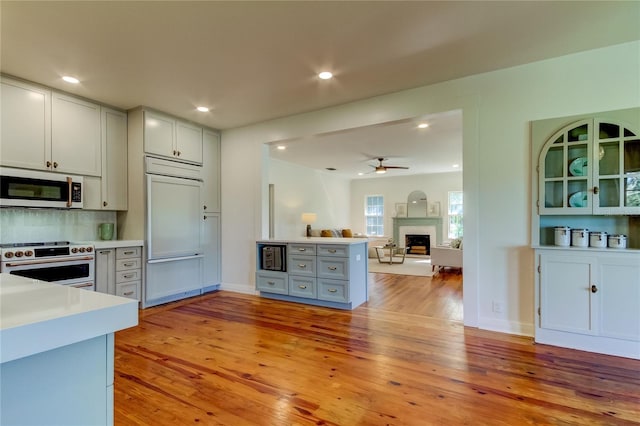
[365,195,384,236]
[448,191,463,239]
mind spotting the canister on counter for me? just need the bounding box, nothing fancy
[589,231,607,248]
[554,226,571,246]
[608,234,627,249]
[571,228,589,247]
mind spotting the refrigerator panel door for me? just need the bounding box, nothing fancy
[147,174,202,259]
[145,257,202,304]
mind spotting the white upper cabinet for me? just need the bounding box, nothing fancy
[0,77,51,170]
[144,110,202,164]
[538,118,640,215]
[101,108,128,210]
[202,129,220,212]
[51,92,101,176]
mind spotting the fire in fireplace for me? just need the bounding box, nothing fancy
[405,234,430,255]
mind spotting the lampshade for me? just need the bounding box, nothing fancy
[301,213,317,224]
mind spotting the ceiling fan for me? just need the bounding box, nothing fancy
[369,157,409,174]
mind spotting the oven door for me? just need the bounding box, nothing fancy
[2,256,95,289]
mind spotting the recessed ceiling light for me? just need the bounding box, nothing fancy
[453,164,460,168]
[358,172,364,176]
[277,145,286,150]
[196,106,209,112]
[418,123,429,129]
[62,76,79,84]
[318,71,333,80]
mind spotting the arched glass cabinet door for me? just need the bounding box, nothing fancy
[538,119,591,215]
[538,118,640,215]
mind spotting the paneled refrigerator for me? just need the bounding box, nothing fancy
[144,157,203,308]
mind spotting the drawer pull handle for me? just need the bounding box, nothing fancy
[267,281,275,285]
[123,274,134,279]
[123,251,135,255]
[298,264,307,268]
[124,291,134,296]
[328,288,337,293]
[298,285,307,289]
[591,284,598,293]
[328,249,336,253]
[123,262,134,267]
[328,266,337,271]
[298,248,306,252]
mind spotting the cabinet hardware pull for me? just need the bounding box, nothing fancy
[204,205,207,210]
[298,285,307,289]
[204,215,207,220]
[46,160,52,168]
[75,283,93,288]
[53,161,58,168]
[328,266,337,270]
[298,248,306,251]
[123,274,134,279]
[124,291,134,296]
[593,186,599,195]
[173,150,177,156]
[267,281,275,285]
[103,201,108,207]
[123,251,134,255]
[298,264,306,268]
[123,262,134,267]
[328,249,336,253]
[328,288,337,293]
[177,151,181,156]
[591,284,598,293]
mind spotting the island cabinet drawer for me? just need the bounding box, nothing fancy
[116,258,141,271]
[116,281,140,300]
[318,278,349,303]
[317,245,349,257]
[317,257,348,280]
[116,269,141,283]
[288,254,316,276]
[288,276,317,299]
[288,243,316,256]
[116,247,141,259]
[256,272,288,295]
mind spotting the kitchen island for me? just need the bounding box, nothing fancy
[0,273,138,425]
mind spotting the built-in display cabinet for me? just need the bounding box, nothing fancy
[532,108,640,359]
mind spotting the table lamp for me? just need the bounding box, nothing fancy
[301,213,317,237]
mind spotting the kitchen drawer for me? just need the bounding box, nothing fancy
[317,244,349,257]
[116,258,141,271]
[288,243,316,256]
[116,281,140,300]
[317,257,348,280]
[288,254,316,276]
[288,275,316,299]
[318,278,349,303]
[116,269,141,283]
[116,247,141,259]
[256,272,288,295]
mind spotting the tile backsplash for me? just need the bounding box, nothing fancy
[0,208,117,244]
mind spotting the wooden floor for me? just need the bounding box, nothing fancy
[114,272,640,425]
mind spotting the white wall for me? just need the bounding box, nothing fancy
[350,172,462,240]
[269,158,351,238]
[221,41,640,334]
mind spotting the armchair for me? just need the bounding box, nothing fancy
[430,244,462,274]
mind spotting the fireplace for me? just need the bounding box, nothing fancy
[405,234,430,255]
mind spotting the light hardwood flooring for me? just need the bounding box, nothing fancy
[114,271,639,425]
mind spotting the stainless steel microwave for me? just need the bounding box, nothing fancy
[0,167,84,209]
[261,245,286,271]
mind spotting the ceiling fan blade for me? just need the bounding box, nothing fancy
[384,165,409,169]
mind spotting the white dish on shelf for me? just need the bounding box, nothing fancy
[569,157,588,176]
[569,191,588,208]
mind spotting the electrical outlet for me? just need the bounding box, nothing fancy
[492,301,504,314]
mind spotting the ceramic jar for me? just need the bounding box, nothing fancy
[554,226,571,246]
[589,231,607,248]
[608,234,627,249]
[571,228,589,247]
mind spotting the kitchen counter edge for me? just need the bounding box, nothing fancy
[91,239,144,249]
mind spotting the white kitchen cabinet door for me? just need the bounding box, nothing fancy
[597,257,640,341]
[176,121,203,164]
[202,213,221,290]
[147,174,202,259]
[0,77,51,170]
[202,129,221,212]
[144,110,175,159]
[95,249,116,295]
[539,253,597,335]
[51,92,101,176]
[101,108,128,210]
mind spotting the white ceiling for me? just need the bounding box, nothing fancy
[1,1,638,176]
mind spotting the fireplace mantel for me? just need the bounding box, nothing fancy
[393,217,443,246]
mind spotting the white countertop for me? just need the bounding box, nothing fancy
[90,239,144,249]
[0,274,138,364]
[258,237,368,245]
